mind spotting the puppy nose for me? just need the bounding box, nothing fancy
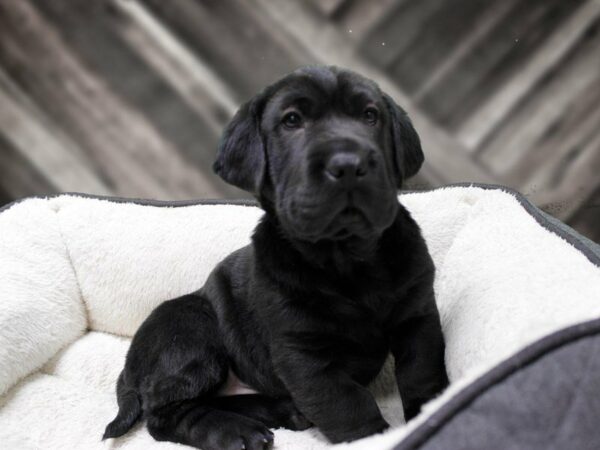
[325,152,368,183]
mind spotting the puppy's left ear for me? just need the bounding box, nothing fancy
[213,95,266,195]
[383,94,424,186]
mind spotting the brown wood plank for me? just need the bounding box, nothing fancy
[417,0,585,129]
[141,0,313,101]
[0,0,224,200]
[458,0,600,150]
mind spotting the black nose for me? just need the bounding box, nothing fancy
[325,152,369,184]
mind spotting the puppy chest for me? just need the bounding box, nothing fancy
[333,329,389,384]
[292,319,389,384]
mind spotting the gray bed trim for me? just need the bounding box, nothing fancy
[393,318,600,450]
[411,325,600,450]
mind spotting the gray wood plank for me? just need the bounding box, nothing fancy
[0,0,224,199]
[458,0,600,150]
[0,187,13,207]
[523,112,600,221]
[306,0,350,18]
[0,69,111,196]
[411,0,517,102]
[0,132,57,199]
[330,0,398,42]
[387,0,497,94]
[112,0,238,128]
[31,0,226,176]
[513,73,600,189]
[479,22,600,181]
[567,186,600,244]
[417,0,584,129]
[358,0,443,69]
[141,0,313,101]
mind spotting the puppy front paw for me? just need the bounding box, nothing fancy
[274,397,312,431]
[198,416,274,450]
[287,409,312,431]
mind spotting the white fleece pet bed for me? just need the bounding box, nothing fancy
[1,184,599,450]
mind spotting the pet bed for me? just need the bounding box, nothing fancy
[0,184,599,450]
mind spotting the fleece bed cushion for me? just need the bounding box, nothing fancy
[0,184,599,450]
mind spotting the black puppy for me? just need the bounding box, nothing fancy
[103,66,448,450]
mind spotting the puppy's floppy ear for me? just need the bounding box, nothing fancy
[383,94,424,186]
[213,95,266,195]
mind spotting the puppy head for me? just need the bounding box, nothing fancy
[214,66,423,242]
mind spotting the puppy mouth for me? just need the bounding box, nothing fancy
[328,205,376,237]
[280,184,399,242]
[331,206,366,231]
[285,201,376,241]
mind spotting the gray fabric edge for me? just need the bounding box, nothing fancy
[536,208,600,261]
[416,330,600,450]
[394,318,600,450]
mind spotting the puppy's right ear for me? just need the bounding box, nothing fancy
[382,94,424,187]
[213,96,266,195]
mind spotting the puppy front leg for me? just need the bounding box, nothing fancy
[390,301,449,421]
[272,345,389,443]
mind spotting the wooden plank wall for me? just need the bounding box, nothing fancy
[0,0,598,243]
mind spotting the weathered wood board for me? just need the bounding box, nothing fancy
[0,0,597,242]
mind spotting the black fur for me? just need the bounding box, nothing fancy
[104,66,448,450]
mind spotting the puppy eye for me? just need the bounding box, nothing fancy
[282,112,303,129]
[363,107,378,125]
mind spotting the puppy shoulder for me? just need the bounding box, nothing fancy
[201,245,255,297]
